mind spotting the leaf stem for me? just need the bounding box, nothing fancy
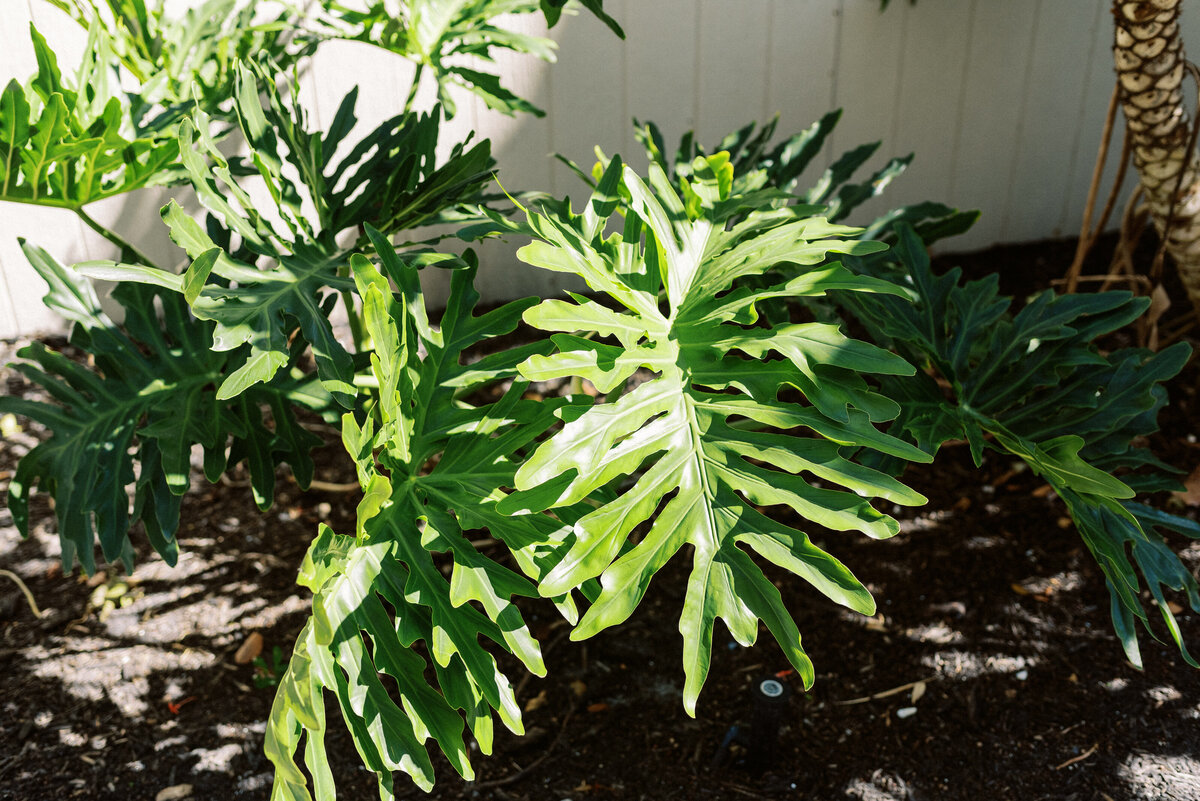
[74,207,165,270]
[403,63,426,115]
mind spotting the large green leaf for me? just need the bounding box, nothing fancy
[267,236,586,796]
[499,154,932,714]
[0,243,324,574]
[45,0,300,132]
[80,63,494,405]
[841,223,1197,667]
[0,24,180,211]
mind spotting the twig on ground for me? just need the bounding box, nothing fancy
[0,569,43,618]
[832,675,938,706]
[304,478,361,493]
[1054,742,1098,770]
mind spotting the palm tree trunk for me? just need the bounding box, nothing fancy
[1114,0,1200,309]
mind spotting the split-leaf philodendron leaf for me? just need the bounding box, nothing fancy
[0,23,180,210]
[78,62,494,406]
[498,153,934,714]
[0,242,324,574]
[840,223,1198,668]
[266,233,589,796]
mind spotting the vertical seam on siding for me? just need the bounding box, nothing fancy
[693,0,703,134]
[1057,0,1106,235]
[828,0,845,166]
[763,0,775,123]
[889,3,910,155]
[947,0,979,206]
[999,0,1044,241]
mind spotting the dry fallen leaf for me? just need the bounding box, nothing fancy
[1173,464,1200,507]
[523,690,548,712]
[910,681,927,704]
[156,784,193,801]
[234,632,264,665]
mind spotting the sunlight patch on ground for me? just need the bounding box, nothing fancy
[188,743,244,773]
[921,650,1038,680]
[102,583,307,646]
[1120,753,1200,799]
[216,721,266,740]
[24,638,217,717]
[903,622,963,645]
[844,769,913,800]
[1012,570,1084,596]
[132,551,237,583]
[1145,685,1182,705]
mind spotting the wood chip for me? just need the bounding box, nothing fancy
[156,785,193,801]
[234,632,263,665]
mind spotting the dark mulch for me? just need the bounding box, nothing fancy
[1,232,1198,801]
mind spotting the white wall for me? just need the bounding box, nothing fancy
[1,0,1185,338]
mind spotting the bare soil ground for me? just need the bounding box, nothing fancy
[1,235,1198,801]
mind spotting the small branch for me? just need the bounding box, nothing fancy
[0,569,44,619]
[75,207,165,271]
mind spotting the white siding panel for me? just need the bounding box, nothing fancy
[765,0,840,187]
[946,1,1040,251]
[468,14,562,304]
[1,205,68,337]
[547,3,628,195]
[0,1,1175,334]
[695,0,771,147]
[890,0,975,218]
[829,0,908,225]
[1060,3,1120,247]
[0,3,37,337]
[622,0,699,164]
[1003,1,1099,244]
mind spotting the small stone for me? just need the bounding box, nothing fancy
[896,707,917,719]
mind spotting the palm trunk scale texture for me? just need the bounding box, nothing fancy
[1113,0,1200,310]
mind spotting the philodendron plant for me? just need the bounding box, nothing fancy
[2,2,1198,798]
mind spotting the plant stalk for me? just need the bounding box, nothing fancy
[75,207,165,271]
